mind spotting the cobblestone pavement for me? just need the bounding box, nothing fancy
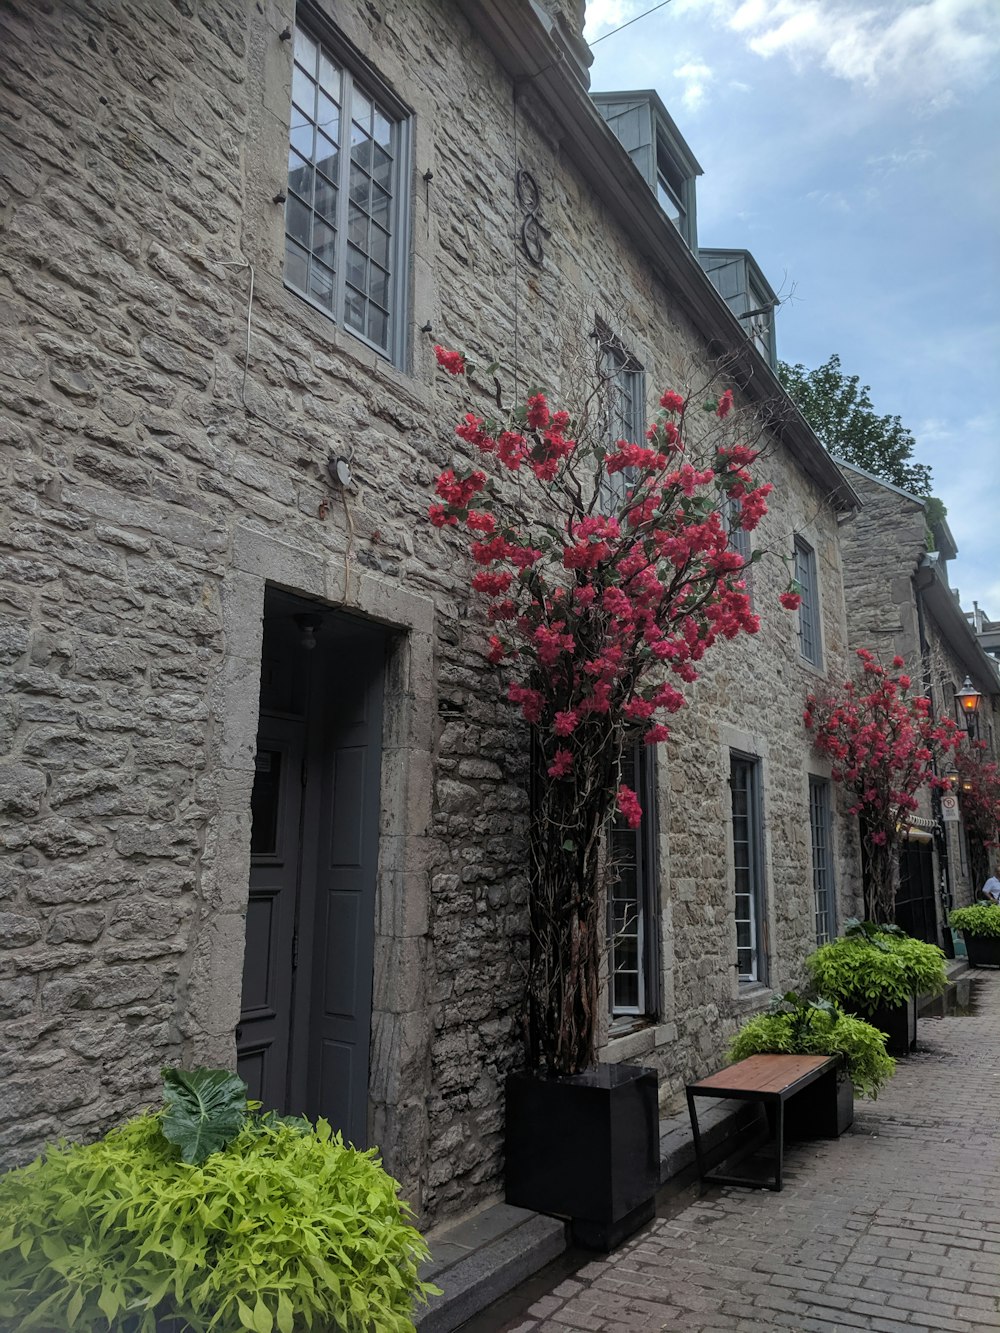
[509,971,1000,1332]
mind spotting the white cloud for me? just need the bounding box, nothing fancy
[589,0,1000,105]
[674,60,714,108]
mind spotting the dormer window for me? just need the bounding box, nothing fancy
[593,90,701,249]
[699,249,778,369]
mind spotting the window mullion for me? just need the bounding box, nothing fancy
[333,67,353,333]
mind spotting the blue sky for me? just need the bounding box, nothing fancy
[584,0,1000,616]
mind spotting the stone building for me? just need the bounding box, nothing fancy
[1,0,861,1226]
[837,462,1000,938]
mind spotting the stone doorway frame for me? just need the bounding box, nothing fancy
[184,526,435,1211]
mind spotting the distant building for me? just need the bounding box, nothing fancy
[837,462,1000,939]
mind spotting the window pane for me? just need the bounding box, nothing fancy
[292,64,315,119]
[352,88,373,133]
[366,306,388,348]
[369,264,389,309]
[348,203,368,248]
[284,238,308,293]
[370,184,390,229]
[285,194,311,249]
[346,244,367,291]
[351,128,373,174]
[349,162,371,209]
[369,223,389,268]
[287,152,313,205]
[372,144,393,191]
[312,218,337,269]
[318,51,341,100]
[316,91,339,141]
[315,134,339,189]
[313,171,336,221]
[344,285,365,332]
[308,259,335,311]
[373,108,392,148]
[294,26,317,76]
[290,118,313,162]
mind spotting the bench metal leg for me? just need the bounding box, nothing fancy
[686,1088,706,1181]
[774,1097,784,1192]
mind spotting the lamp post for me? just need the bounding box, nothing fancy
[956,676,983,739]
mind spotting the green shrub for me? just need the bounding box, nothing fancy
[806,922,946,1013]
[729,995,895,1099]
[949,903,1000,938]
[0,1071,437,1333]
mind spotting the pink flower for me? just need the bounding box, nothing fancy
[487,635,505,664]
[466,510,496,534]
[548,748,573,779]
[434,345,466,375]
[779,591,802,611]
[553,710,580,736]
[898,674,911,689]
[526,393,550,430]
[659,390,685,414]
[716,389,734,419]
[428,503,457,528]
[870,830,887,846]
[617,784,643,829]
[645,724,670,744]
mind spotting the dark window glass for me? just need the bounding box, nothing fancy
[250,750,282,856]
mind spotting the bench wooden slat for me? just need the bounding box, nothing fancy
[689,1053,835,1096]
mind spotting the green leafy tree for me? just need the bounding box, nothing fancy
[778,353,933,496]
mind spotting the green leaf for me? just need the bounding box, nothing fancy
[276,1290,294,1333]
[160,1067,248,1165]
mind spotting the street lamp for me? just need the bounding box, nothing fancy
[956,676,983,737]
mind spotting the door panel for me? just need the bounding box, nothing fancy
[238,718,305,1107]
[303,632,384,1147]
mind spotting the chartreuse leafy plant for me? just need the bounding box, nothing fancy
[806,921,946,1014]
[729,993,895,1099]
[0,1069,437,1333]
[950,903,1000,938]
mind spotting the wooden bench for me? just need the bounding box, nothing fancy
[686,1053,841,1192]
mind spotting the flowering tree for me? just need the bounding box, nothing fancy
[954,740,1000,886]
[805,650,960,923]
[428,345,792,1075]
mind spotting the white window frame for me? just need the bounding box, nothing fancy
[809,776,835,945]
[794,536,822,667]
[609,744,661,1022]
[285,17,412,365]
[731,752,766,984]
[596,328,645,514]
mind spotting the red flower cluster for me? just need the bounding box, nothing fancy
[427,356,783,830]
[805,648,961,919]
[434,345,466,376]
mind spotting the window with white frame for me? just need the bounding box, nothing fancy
[731,752,766,983]
[285,21,410,361]
[597,331,645,513]
[609,744,660,1020]
[793,536,822,666]
[809,776,835,945]
[725,497,753,602]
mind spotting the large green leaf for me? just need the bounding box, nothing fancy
[160,1068,248,1165]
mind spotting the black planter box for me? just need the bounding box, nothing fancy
[505,1063,659,1251]
[784,1073,854,1140]
[963,934,1000,967]
[864,996,917,1056]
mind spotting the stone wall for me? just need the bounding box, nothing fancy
[0,0,856,1224]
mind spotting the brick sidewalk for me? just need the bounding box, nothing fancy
[510,971,1000,1332]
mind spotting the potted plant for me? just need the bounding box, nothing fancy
[949,903,1000,967]
[804,651,959,923]
[0,1069,436,1331]
[805,921,947,1055]
[427,345,793,1248]
[729,993,896,1137]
